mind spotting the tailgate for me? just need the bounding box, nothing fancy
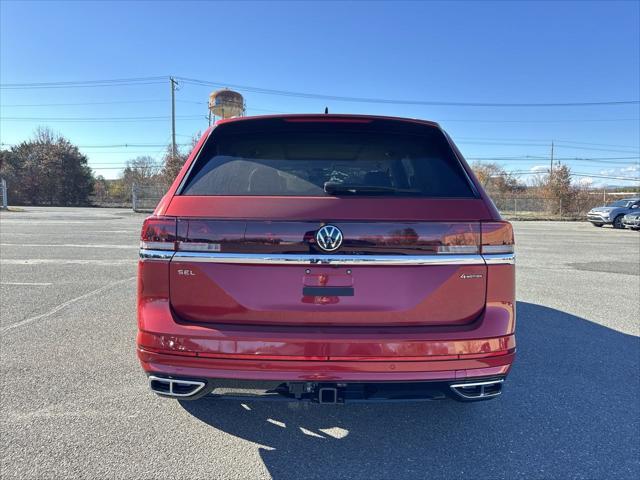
[168,218,486,326]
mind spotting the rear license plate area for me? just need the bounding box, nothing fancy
[302,286,354,297]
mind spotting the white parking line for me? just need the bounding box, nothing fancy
[0,243,136,249]
[1,276,136,333]
[1,231,135,235]
[0,282,53,286]
[0,220,127,224]
[1,259,133,265]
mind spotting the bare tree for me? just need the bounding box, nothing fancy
[120,156,163,201]
[531,163,576,215]
[471,162,523,196]
[162,132,201,186]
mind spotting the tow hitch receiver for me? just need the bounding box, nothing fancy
[285,382,345,403]
[318,387,339,404]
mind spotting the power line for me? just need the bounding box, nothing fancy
[439,118,640,123]
[466,155,639,161]
[456,136,640,150]
[457,140,639,154]
[91,166,162,170]
[2,115,638,126]
[3,75,638,107]
[1,99,206,107]
[0,76,168,89]
[0,142,190,148]
[553,144,640,154]
[0,115,205,123]
[1,99,168,107]
[0,81,166,90]
[176,76,640,108]
[80,143,190,148]
[469,158,638,166]
[552,139,640,149]
[455,137,640,153]
[89,163,165,167]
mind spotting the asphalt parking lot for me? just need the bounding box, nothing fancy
[1,207,638,480]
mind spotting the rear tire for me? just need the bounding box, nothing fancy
[612,215,624,229]
[592,223,604,227]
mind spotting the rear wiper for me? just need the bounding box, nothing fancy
[323,182,420,196]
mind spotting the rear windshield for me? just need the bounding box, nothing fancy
[181,122,476,198]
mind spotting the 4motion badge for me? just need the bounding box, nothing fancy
[460,273,483,279]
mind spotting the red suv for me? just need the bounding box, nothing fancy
[137,114,515,403]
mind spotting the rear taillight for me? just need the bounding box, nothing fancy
[481,221,514,254]
[175,220,244,252]
[434,223,481,254]
[140,217,177,250]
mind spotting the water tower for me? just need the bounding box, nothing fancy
[208,89,245,120]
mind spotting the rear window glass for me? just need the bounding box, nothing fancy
[181,125,475,198]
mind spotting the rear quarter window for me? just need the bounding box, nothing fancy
[180,121,476,198]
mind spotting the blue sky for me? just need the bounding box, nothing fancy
[1,0,639,185]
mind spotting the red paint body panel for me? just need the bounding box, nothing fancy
[170,220,487,326]
[138,349,513,382]
[165,196,494,221]
[137,114,516,386]
[168,263,487,326]
[137,260,515,381]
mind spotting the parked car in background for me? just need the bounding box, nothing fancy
[137,114,516,404]
[587,198,640,228]
[622,211,640,230]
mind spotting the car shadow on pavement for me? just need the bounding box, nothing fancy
[180,302,640,480]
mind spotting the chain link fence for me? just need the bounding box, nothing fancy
[122,183,634,218]
[132,184,166,212]
[492,196,569,218]
[490,193,632,219]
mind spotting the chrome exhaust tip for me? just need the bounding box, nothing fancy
[449,379,504,400]
[148,376,206,398]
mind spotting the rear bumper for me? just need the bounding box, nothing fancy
[138,346,514,382]
[137,298,516,383]
[587,214,610,224]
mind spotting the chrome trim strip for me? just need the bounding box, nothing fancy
[139,249,175,261]
[140,249,515,266]
[449,379,504,399]
[170,252,487,266]
[450,379,505,389]
[148,376,205,397]
[482,253,516,265]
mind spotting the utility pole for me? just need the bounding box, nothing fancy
[549,140,554,178]
[170,76,177,159]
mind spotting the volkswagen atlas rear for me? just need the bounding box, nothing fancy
[137,114,515,403]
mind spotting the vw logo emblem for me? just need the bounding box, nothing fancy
[315,225,343,252]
